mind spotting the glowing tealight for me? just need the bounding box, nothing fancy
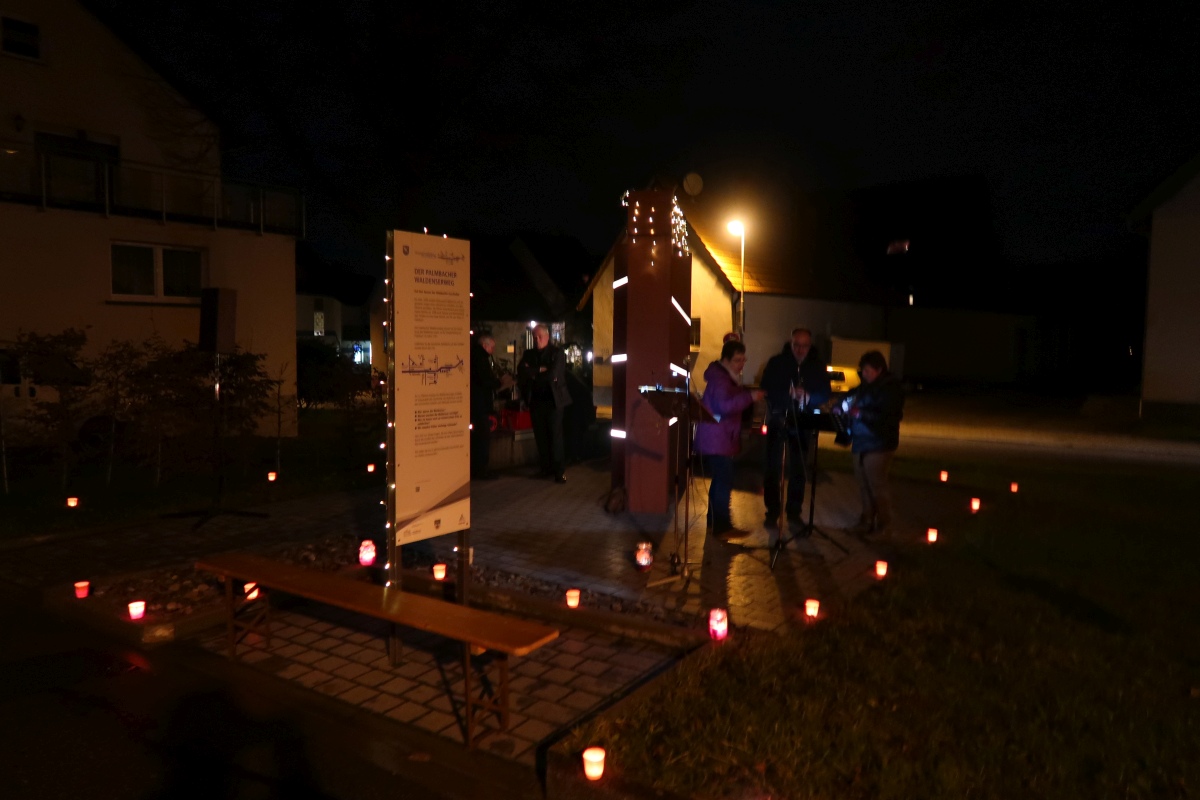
[708,608,729,640]
[805,599,820,618]
[875,560,888,579]
[66,497,79,507]
[359,540,376,567]
[267,472,276,482]
[582,747,606,781]
[635,541,654,571]
[128,601,146,620]
[927,527,938,543]
[939,471,948,482]
[1010,482,1019,493]
[566,588,580,608]
[970,498,981,513]
[367,463,376,473]
[761,423,768,435]
[74,581,89,599]
[244,582,259,601]
[432,563,447,581]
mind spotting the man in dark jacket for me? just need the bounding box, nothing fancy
[842,350,904,536]
[759,328,832,528]
[517,324,572,482]
[470,334,512,479]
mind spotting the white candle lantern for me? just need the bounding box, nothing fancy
[128,601,146,620]
[359,540,376,567]
[582,747,606,780]
[635,541,653,571]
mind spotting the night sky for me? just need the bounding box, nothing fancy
[91,1,1200,309]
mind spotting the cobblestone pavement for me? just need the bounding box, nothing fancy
[197,606,675,766]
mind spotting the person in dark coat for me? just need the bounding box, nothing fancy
[517,324,572,482]
[759,328,831,528]
[470,334,512,479]
[840,350,905,537]
[694,339,763,537]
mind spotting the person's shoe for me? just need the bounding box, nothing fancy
[554,473,567,484]
[763,514,779,530]
[786,511,803,526]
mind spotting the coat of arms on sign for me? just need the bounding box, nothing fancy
[434,519,441,529]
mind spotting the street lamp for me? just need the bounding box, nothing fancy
[727,220,745,335]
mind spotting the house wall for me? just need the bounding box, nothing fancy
[688,253,736,396]
[0,0,219,171]
[1144,171,1200,408]
[296,294,345,339]
[0,199,297,434]
[743,294,885,384]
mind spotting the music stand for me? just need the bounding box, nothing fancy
[637,384,715,586]
[769,409,848,569]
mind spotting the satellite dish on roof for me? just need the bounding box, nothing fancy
[682,172,703,197]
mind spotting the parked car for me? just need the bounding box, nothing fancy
[826,364,861,398]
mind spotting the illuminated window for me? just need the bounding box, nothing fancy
[111,243,204,300]
[1,17,39,59]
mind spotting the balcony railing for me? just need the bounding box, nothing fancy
[0,141,303,236]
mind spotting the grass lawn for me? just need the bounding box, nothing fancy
[0,409,384,540]
[566,451,1200,799]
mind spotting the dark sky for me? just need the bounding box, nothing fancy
[92,1,1200,288]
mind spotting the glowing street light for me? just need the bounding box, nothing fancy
[727,220,745,336]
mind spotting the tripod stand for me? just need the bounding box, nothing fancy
[639,383,714,587]
[769,408,848,569]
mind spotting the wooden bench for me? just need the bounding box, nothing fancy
[195,552,559,747]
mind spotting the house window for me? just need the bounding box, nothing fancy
[1,17,39,59]
[690,317,702,350]
[111,243,204,300]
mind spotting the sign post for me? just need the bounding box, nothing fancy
[385,231,472,601]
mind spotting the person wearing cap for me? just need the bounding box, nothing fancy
[841,350,904,537]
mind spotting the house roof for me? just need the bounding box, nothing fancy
[1129,150,1200,228]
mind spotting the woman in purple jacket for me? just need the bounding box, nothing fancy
[694,340,763,537]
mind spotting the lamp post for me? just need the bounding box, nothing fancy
[727,220,745,336]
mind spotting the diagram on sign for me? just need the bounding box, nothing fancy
[401,354,465,385]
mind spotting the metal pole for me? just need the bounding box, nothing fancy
[739,234,745,336]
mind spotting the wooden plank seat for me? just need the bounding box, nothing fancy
[195,552,559,747]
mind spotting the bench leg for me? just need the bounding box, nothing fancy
[463,643,474,748]
[224,575,236,658]
[387,624,401,667]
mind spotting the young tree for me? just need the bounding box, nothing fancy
[90,339,148,487]
[13,329,93,492]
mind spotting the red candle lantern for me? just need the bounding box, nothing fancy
[565,588,581,608]
[939,470,948,482]
[805,598,820,618]
[359,540,376,567]
[128,600,146,620]
[432,563,447,581]
[582,747,606,781]
[66,497,79,508]
[266,471,277,482]
[970,497,981,513]
[708,608,729,640]
[761,423,768,435]
[875,560,888,579]
[1010,482,1019,493]
[244,582,259,601]
[367,463,376,473]
[74,581,90,599]
[927,527,938,543]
